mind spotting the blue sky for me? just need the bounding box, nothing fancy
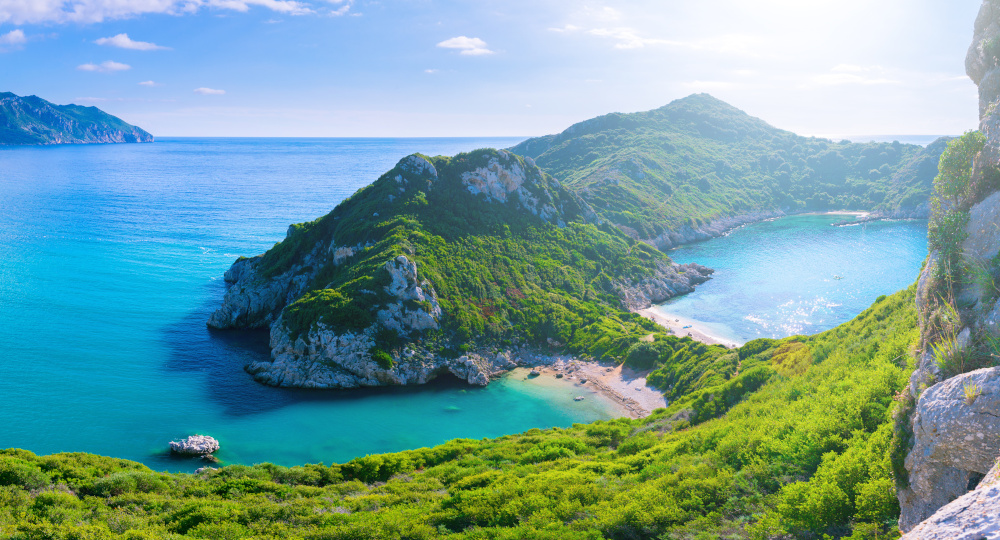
[0,0,984,137]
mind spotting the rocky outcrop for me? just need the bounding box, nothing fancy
[169,435,220,455]
[902,458,1000,540]
[615,261,714,311]
[0,92,153,145]
[898,368,1000,530]
[899,0,1000,531]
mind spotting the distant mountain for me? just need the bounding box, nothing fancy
[511,94,946,249]
[0,92,153,145]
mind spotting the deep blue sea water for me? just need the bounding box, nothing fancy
[0,137,624,472]
[658,214,928,344]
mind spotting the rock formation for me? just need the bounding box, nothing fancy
[169,435,220,456]
[898,0,1000,531]
[902,458,1000,539]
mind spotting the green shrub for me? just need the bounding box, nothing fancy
[371,348,393,369]
[0,458,50,490]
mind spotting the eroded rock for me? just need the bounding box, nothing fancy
[169,435,220,456]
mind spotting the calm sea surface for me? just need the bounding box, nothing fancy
[0,137,623,472]
[658,214,928,344]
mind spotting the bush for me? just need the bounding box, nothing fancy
[371,348,393,369]
[0,458,50,490]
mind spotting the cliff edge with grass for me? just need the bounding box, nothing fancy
[896,0,1000,532]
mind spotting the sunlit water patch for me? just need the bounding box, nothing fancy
[657,214,928,344]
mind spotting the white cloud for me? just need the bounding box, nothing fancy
[548,24,581,33]
[0,29,26,46]
[73,96,107,102]
[424,68,439,74]
[95,33,169,50]
[77,60,131,73]
[437,36,493,56]
[194,87,226,95]
[327,0,351,16]
[0,0,315,25]
[138,80,161,86]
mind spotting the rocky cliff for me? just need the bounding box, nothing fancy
[897,0,1000,532]
[0,92,152,145]
[211,149,713,390]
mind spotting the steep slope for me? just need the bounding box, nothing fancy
[209,149,713,389]
[896,0,1000,532]
[0,92,153,145]
[511,94,945,249]
[2,286,919,539]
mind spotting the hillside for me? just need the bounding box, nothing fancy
[511,94,945,248]
[0,286,919,539]
[0,92,153,145]
[208,150,714,389]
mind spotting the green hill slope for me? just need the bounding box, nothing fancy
[0,286,917,539]
[0,92,153,145]
[511,94,944,248]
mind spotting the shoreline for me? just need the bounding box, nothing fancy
[637,307,743,348]
[507,361,668,419]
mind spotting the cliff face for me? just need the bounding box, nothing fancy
[898,0,1000,532]
[211,150,713,390]
[0,92,153,145]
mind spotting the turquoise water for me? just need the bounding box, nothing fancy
[659,214,928,344]
[0,138,622,472]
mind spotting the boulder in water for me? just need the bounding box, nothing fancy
[169,435,220,456]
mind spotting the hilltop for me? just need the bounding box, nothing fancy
[512,94,945,248]
[0,92,153,145]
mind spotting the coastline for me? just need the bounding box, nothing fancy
[637,307,743,348]
[508,360,668,419]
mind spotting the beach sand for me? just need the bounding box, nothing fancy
[512,360,668,419]
[637,307,743,348]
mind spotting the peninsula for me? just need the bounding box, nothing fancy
[0,92,153,145]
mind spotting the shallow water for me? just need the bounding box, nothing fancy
[0,138,622,472]
[658,214,928,344]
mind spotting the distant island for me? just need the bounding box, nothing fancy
[0,92,153,145]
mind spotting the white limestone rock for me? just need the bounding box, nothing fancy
[898,367,1000,531]
[902,459,1000,540]
[169,435,220,455]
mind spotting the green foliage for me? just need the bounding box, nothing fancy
[0,288,919,539]
[371,348,393,369]
[933,130,986,209]
[511,94,945,241]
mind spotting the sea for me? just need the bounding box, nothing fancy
[658,214,928,344]
[0,138,928,472]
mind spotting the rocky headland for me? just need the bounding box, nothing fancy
[0,92,153,145]
[210,150,714,393]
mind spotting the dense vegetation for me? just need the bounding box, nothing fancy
[268,149,680,361]
[0,92,152,145]
[0,287,917,539]
[511,94,945,242]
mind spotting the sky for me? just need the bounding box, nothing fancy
[0,0,985,137]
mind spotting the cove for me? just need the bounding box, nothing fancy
[656,214,929,344]
[0,138,621,472]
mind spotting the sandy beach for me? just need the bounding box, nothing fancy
[637,307,743,348]
[512,359,668,419]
